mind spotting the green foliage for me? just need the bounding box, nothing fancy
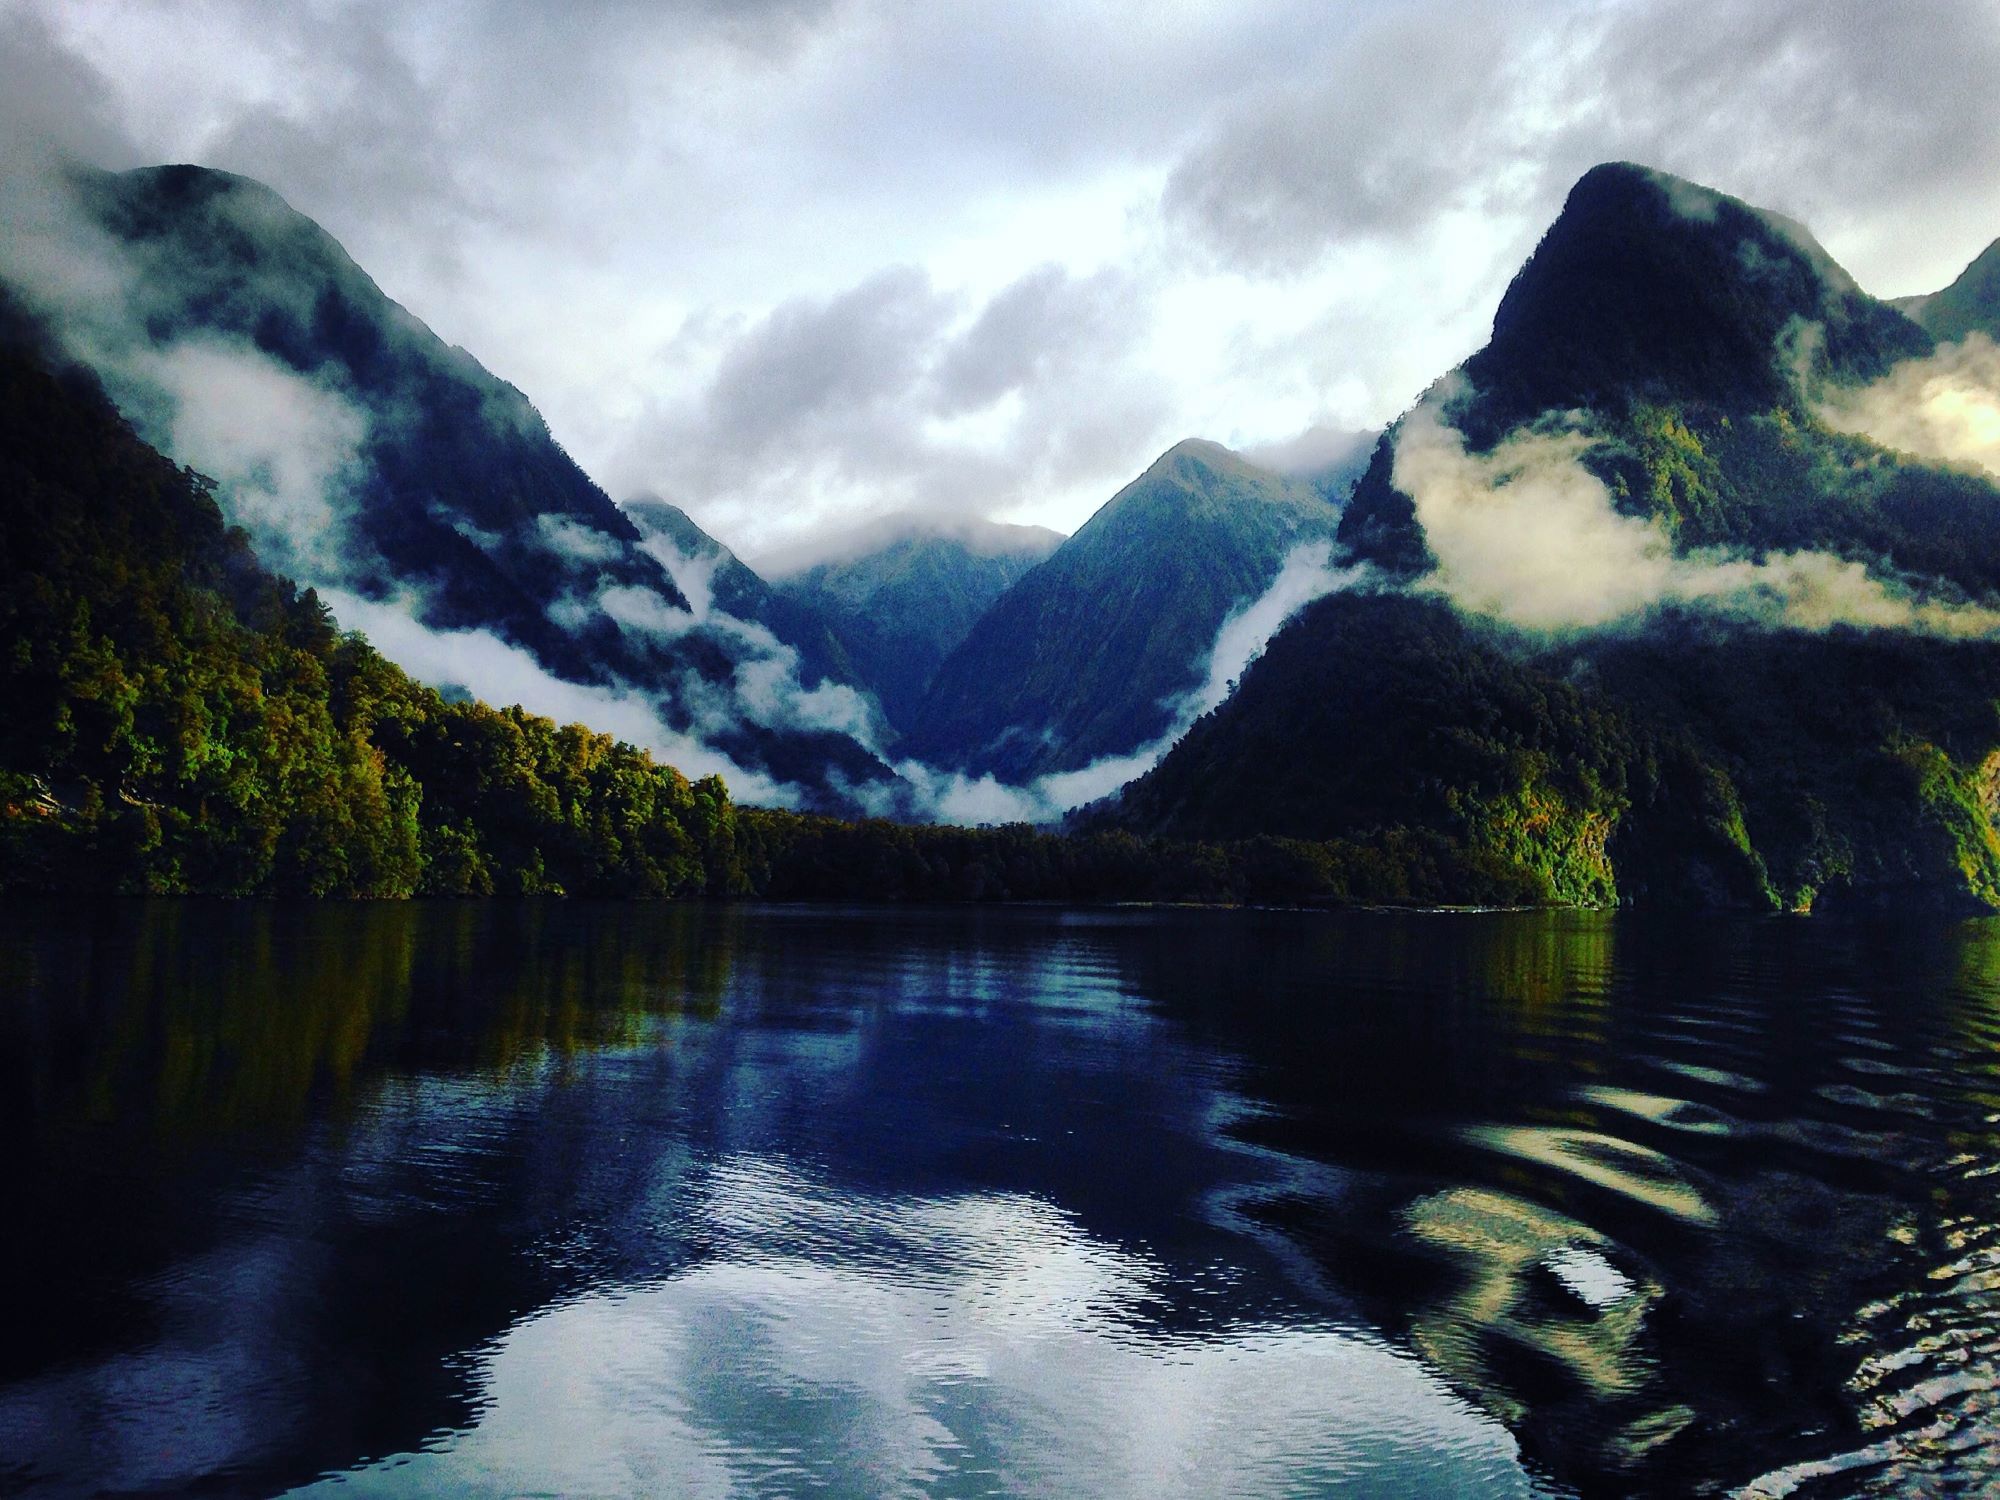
[0,324,724,899]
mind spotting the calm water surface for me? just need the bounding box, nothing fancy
[5,902,2000,1497]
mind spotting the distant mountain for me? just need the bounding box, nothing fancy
[12,163,889,803]
[772,520,1061,734]
[902,440,1341,781]
[1896,237,2000,343]
[1114,164,2000,912]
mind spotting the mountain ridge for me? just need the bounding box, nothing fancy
[903,438,1343,782]
[1114,163,2000,911]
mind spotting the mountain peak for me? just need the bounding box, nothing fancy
[1150,436,1265,481]
[1454,162,1926,442]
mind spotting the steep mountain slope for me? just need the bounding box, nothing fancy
[1115,589,2000,910]
[773,521,1061,733]
[6,163,889,803]
[621,497,863,702]
[1117,164,2000,911]
[0,293,741,897]
[902,440,1342,781]
[73,164,690,678]
[1897,238,2000,342]
[1336,163,2000,591]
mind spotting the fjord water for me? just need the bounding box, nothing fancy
[6,907,2000,1496]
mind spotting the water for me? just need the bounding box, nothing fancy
[4,904,2000,1496]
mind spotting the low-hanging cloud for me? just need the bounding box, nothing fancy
[1390,385,2000,637]
[603,538,888,754]
[140,339,369,580]
[322,587,794,804]
[894,542,1365,825]
[1816,333,2000,479]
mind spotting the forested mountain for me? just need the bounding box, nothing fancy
[10,163,890,803]
[1335,163,1985,578]
[1114,164,2000,912]
[0,295,744,897]
[902,440,1341,780]
[16,151,2000,911]
[772,521,1061,733]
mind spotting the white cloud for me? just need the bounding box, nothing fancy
[141,339,369,579]
[1390,387,2000,637]
[13,0,1996,565]
[896,542,1362,823]
[322,588,795,803]
[1817,333,2000,479]
[534,513,627,564]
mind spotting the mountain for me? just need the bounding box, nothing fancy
[621,496,864,704]
[1113,588,2000,910]
[7,163,888,804]
[0,292,742,897]
[1114,164,2000,912]
[901,440,1342,782]
[771,521,1061,734]
[1896,237,2000,343]
[1337,163,1988,583]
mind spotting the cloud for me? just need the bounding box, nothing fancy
[322,587,795,803]
[0,6,135,169]
[1389,386,2000,637]
[611,257,1166,566]
[1816,333,2000,479]
[534,514,629,564]
[1162,0,2000,285]
[142,339,370,577]
[1162,3,1530,275]
[932,261,1141,414]
[896,542,1362,824]
[601,540,888,752]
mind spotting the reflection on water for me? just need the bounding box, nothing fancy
[7,904,2000,1495]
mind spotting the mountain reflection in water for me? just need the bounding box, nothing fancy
[4,902,2000,1496]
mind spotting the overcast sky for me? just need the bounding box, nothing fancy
[6,0,1999,567]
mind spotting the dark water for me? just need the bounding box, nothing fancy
[4,905,2000,1496]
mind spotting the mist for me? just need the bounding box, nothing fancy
[893,542,1364,825]
[1816,333,2000,479]
[1390,386,2000,638]
[321,588,793,805]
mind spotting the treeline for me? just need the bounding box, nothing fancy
[733,811,1559,907]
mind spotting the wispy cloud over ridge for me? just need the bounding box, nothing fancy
[1389,384,2000,638]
